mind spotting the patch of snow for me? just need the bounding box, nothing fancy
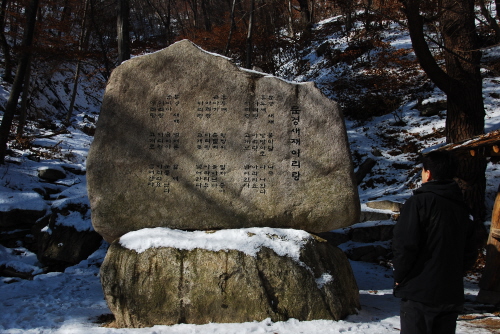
[315,273,334,289]
[120,227,311,264]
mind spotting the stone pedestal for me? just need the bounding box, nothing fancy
[100,228,360,327]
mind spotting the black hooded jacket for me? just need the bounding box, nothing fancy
[392,180,477,305]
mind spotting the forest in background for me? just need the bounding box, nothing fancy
[0,0,499,222]
[0,0,498,126]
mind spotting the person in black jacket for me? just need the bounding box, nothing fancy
[392,150,478,334]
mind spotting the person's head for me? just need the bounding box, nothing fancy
[420,151,456,183]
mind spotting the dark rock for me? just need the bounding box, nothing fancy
[346,244,391,262]
[37,203,102,271]
[351,224,394,243]
[38,167,66,182]
[316,231,350,246]
[0,208,48,229]
[359,210,392,222]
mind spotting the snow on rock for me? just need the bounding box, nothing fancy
[120,227,312,263]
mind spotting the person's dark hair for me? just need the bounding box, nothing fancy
[420,150,457,181]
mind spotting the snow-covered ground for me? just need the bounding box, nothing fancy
[1,15,500,334]
[0,243,494,333]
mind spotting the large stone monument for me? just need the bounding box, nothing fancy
[88,40,361,327]
[87,40,359,244]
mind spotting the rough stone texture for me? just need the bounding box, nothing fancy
[101,232,360,327]
[87,40,359,243]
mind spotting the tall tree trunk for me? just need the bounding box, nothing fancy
[0,0,12,83]
[342,0,353,33]
[0,0,39,164]
[117,0,131,63]
[287,0,294,38]
[442,0,486,223]
[296,0,311,28]
[187,0,199,29]
[65,0,89,126]
[200,0,211,31]
[225,0,237,56]
[364,0,373,30]
[165,0,171,45]
[16,56,31,136]
[402,0,486,223]
[245,0,255,69]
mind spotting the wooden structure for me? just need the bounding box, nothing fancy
[477,183,500,305]
[433,129,500,305]
[433,129,500,158]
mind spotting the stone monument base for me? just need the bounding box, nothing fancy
[100,227,360,327]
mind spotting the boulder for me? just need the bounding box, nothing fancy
[37,202,102,271]
[87,40,359,243]
[100,227,360,327]
[37,224,102,271]
[38,166,66,182]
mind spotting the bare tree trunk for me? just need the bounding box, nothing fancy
[245,0,255,69]
[341,0,353,33]
[0,0,39,164]
[200,0,211,31]
[0,0,12,83]
[165,0,171,44]
[287,0,294,37]
[442,0,486,222]
[402,0,486,222]
[65,0,89,126]
[296,0,313,39]
[225,0,237,56]
[187,0,199,29]
[16,56,31,136]
[310,0,314,24]
[364,0,373,30]
[117,0,131,63]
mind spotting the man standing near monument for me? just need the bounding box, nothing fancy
[392,150,477,334]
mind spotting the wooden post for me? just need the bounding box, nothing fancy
[477,184,500,305]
